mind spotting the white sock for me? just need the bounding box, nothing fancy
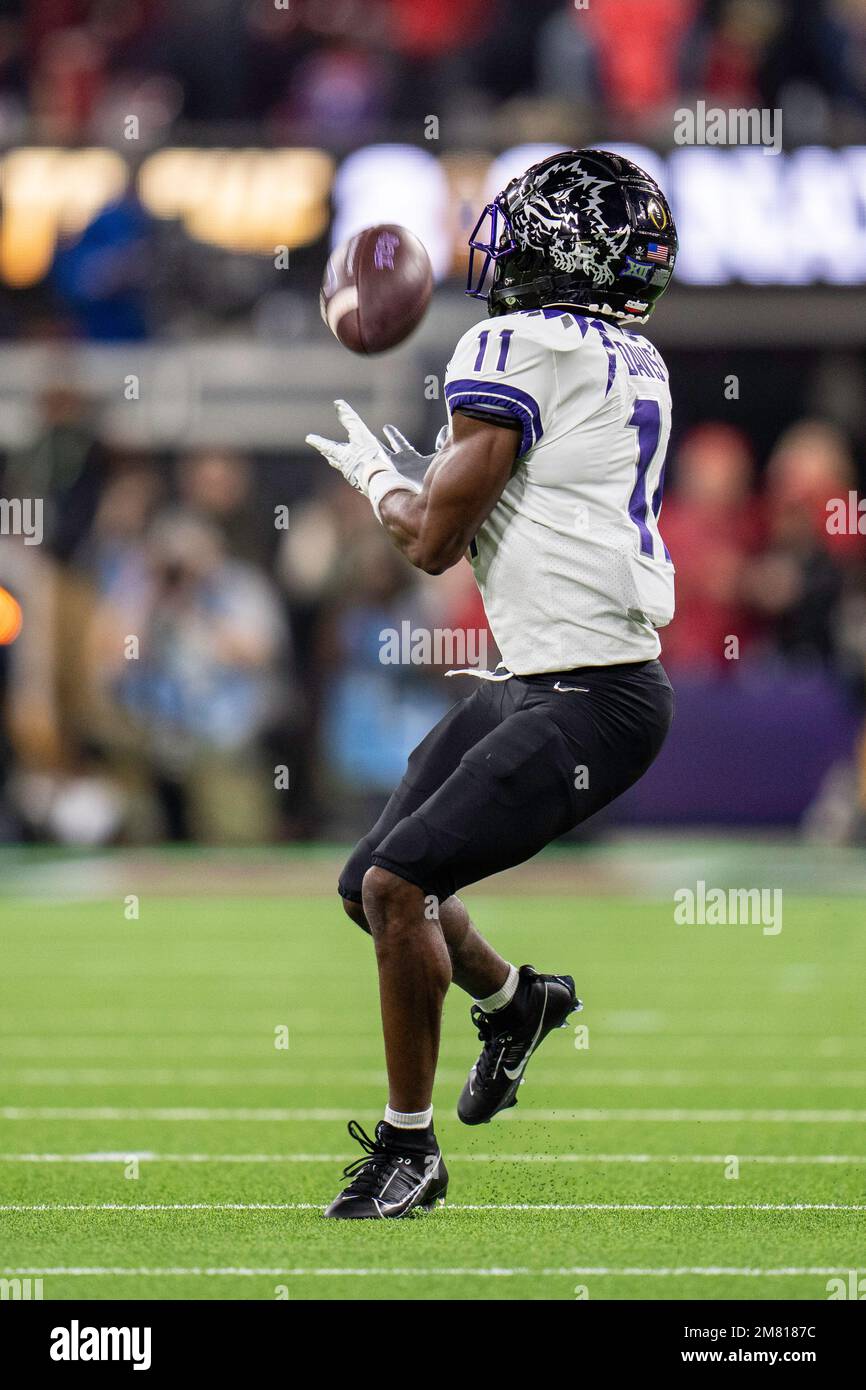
[476,963,519,1014]
[384,1104,433,1130]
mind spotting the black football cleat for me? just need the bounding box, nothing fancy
[458,965,582,1125]
[323,1119,448,1219]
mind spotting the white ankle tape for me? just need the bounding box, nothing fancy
[476,963,519,1013]
[384,1104,433,1129]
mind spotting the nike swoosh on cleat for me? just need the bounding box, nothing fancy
[378,1169,399,1198]
[377,1169,436,1216]
[503,983,549,1080]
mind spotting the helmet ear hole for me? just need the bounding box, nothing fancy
[473,148,678,326]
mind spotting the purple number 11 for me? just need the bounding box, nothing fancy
[474,328,513,373]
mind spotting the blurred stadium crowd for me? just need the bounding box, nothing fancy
[1,0,866,846]
[2,398,866,846]
[2,0,866,342]
[2,0,866,146]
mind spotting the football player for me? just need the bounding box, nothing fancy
[307,150,678,1217]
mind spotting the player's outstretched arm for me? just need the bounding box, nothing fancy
[378,412,518,575]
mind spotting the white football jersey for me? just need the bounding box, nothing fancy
[443,308,675,673]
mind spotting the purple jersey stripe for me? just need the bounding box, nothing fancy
[445,379,543,457]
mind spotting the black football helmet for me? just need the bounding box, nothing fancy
[466,148,678,326]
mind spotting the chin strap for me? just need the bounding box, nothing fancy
[489,276,635,325]
[489,272,577,310]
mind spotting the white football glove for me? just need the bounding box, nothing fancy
[306,399,425,521]
[306,399,394,495]
[380,422,449,483]
[380,424,434,487]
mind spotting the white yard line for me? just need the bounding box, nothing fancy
[4,1106,866,1122]
[2,1036,865,1060]
[0,1264,854,1278]
[1,1151,865,1165]
[5,1067,866,1087]
[1,1201,863,1213]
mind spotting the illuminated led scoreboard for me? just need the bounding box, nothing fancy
[1,143,865,289]
[332,143,866,288]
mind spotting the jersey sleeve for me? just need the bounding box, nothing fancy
[443,320,558,459]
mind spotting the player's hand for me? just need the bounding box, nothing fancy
[380,423,451,485]
[381,425,434,487]
[306,399,395,495]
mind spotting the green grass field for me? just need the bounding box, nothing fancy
[1,843,865,1301]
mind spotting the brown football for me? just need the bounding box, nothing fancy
[320,224,433,354]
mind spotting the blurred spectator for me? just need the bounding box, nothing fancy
[2,383,106,561]
[275,41,391,142]
[74,462,164,592]
[536,4,600,114]
[165,0,248,122]
[249,0,394,139]
[582,0,698,121]
[819,0,866,117]
[660,423,763,670]
[30,22,105,142]
[51,189,154,341]
[0,537,60,786]
[0,3,26,140]
[0,529,125,845]
[89,509,288,843]
[763,419,860,559]
[177,449,266,566]
[317,521,452,829]
[744,420,857,666]
[388,0,487,58]
[684,0,785,106]
[278,476,492,830]
[451,0,555,110]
